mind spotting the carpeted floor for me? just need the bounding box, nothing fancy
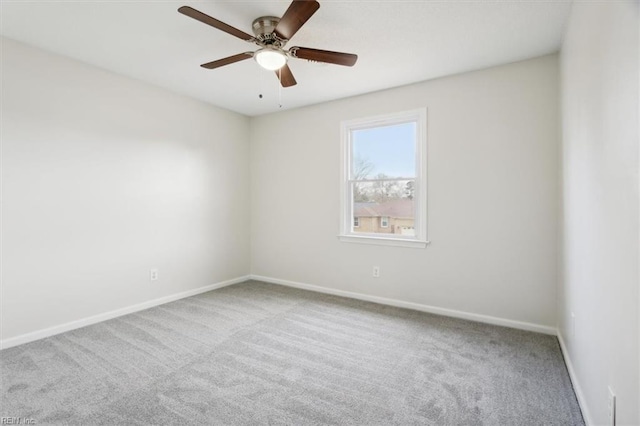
[1,280,584,425]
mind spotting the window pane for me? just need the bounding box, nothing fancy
[352,180,415,236]
[351,122,416,180]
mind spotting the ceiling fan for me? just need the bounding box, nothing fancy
[178,0,358,88]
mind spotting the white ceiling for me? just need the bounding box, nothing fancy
[0,0,572,116]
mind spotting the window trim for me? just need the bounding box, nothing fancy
[339,108,429,248]
[353,217,359,228]
[381,216,389,228]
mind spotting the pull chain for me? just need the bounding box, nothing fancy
[257,67,283,108]
[258,64,264,99]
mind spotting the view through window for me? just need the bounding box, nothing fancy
[351,121,416,236]
[340,109,427,247]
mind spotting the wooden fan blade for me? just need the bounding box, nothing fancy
[201,52,253,69]
[275,64,297,87]
[178,6,254,41]
[289,47,357,66]
[273,0,320,41]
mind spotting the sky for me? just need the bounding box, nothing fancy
[352,121,416,179]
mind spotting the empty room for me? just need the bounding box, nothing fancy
[1,0,638,425]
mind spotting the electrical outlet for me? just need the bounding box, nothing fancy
[372,266,380,278]
[150,269,159,282]
[607,386,616,426]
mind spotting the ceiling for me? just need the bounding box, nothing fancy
[0,0,572,116]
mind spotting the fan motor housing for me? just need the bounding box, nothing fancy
[252,16,281,44]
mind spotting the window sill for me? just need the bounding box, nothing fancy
[338,235,430,249]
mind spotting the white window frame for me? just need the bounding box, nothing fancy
[381,216,389,228]
[353,217,359,228]
[339,108,429,248]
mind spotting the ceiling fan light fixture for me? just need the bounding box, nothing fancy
[179,2,357,89]
[254,48,287,71]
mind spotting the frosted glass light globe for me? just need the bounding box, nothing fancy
[255,48,287,71]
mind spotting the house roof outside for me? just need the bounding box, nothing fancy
[354,199,414,219]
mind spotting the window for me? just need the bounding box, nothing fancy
[339,108,428,248]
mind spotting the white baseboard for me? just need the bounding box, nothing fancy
[2,273,557,345]
[0,275,251,350]
[557,330,592,426]
[250,275,557,336]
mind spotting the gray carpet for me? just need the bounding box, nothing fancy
[1,280,584,425]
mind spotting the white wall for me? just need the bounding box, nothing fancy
[250,55,560,330]
[559,1,639,425]
[0,37,251,343]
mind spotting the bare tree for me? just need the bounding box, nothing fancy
[372,173,403,203]
[352,158,406,203]
[404,181,414,200]
[353,156,374,202]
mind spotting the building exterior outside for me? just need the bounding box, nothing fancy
[353,199,415,236]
